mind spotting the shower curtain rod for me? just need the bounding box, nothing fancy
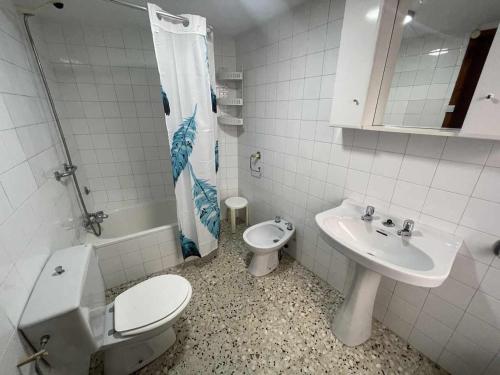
[107,0,213,32]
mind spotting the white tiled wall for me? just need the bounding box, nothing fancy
[384,32,467,128]
[38,21,174,211]
[214,36,239,204]
[38,21,238,212]
[236,1,500,374]
[0,0,81,372]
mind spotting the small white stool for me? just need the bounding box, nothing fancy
[225,197,249,233]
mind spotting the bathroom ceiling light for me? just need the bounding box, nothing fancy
[365,7,379,21]
[470,29,481,39]
[403,10,415,25]
[428,48,449,56]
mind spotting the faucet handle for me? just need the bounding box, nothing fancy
[275,216,281,223]
[89,210,109,224]
[361,205,375,221]
[402,219,414,231]
[96,211,109,219]
[398,219,415,237]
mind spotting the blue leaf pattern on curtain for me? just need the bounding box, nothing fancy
[215,140,219,173]
[189,164,220,239]
[161,88,170,116]
[179,232,201,258]
[170,105,197,185]
[210,85,217,113]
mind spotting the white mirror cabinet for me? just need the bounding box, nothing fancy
[330,0,500,140]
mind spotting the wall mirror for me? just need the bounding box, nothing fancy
[373,0,500,131]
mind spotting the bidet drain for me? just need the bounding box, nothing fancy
[273,239,279,243]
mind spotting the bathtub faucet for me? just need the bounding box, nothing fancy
[89,211,109,224]
[84,210,109,230]
[83,211,108,236]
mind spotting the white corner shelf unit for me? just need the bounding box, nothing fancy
[218,97,243,106]
[217,70,243,126]
[217,116,243,126]
[217,71,243,81]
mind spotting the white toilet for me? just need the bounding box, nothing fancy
[19,244,192,375]
[243,217,295,276]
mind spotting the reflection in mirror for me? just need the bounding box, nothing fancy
[376,0,500,130]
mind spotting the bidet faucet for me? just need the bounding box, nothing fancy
[275,216,281,223]
[397,219,414,237]
[361,206,375,221]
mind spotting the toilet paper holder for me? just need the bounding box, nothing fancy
[250,151,261,177]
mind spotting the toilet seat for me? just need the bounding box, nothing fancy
[114,275,191,336]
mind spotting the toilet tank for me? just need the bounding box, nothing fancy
[19,244,107,375]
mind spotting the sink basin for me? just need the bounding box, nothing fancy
[315,199,463,346]
[329,217,434,271]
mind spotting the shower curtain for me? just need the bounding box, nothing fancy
[148,4,219,259]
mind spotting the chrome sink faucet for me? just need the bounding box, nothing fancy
[397,219,414,237]
[361,206,375,221]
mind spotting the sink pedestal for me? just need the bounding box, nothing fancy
[332,263,381,346]
[317,200,463,345]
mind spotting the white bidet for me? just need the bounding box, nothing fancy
[243,217,295,276]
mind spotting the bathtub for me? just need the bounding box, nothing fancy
[86,200,183,288]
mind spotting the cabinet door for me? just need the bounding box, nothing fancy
[330,0,382,128]
[461,25,500,138]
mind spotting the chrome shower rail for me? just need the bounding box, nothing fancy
[106,0,214,31]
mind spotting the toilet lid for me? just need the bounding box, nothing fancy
[114,274,190,333]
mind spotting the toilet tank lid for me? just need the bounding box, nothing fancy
[19,244,93,329]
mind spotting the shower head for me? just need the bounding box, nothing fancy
[17,0,65,15]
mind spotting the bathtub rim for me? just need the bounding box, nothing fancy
[85,199,178,248]
[87,222,179,248]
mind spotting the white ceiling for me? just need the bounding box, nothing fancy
[404,0,500,37]
[14,0,307,36]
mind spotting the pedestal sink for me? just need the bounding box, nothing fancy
[315,200,463,346]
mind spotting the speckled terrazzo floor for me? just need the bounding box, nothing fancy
[89,222,447,375]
